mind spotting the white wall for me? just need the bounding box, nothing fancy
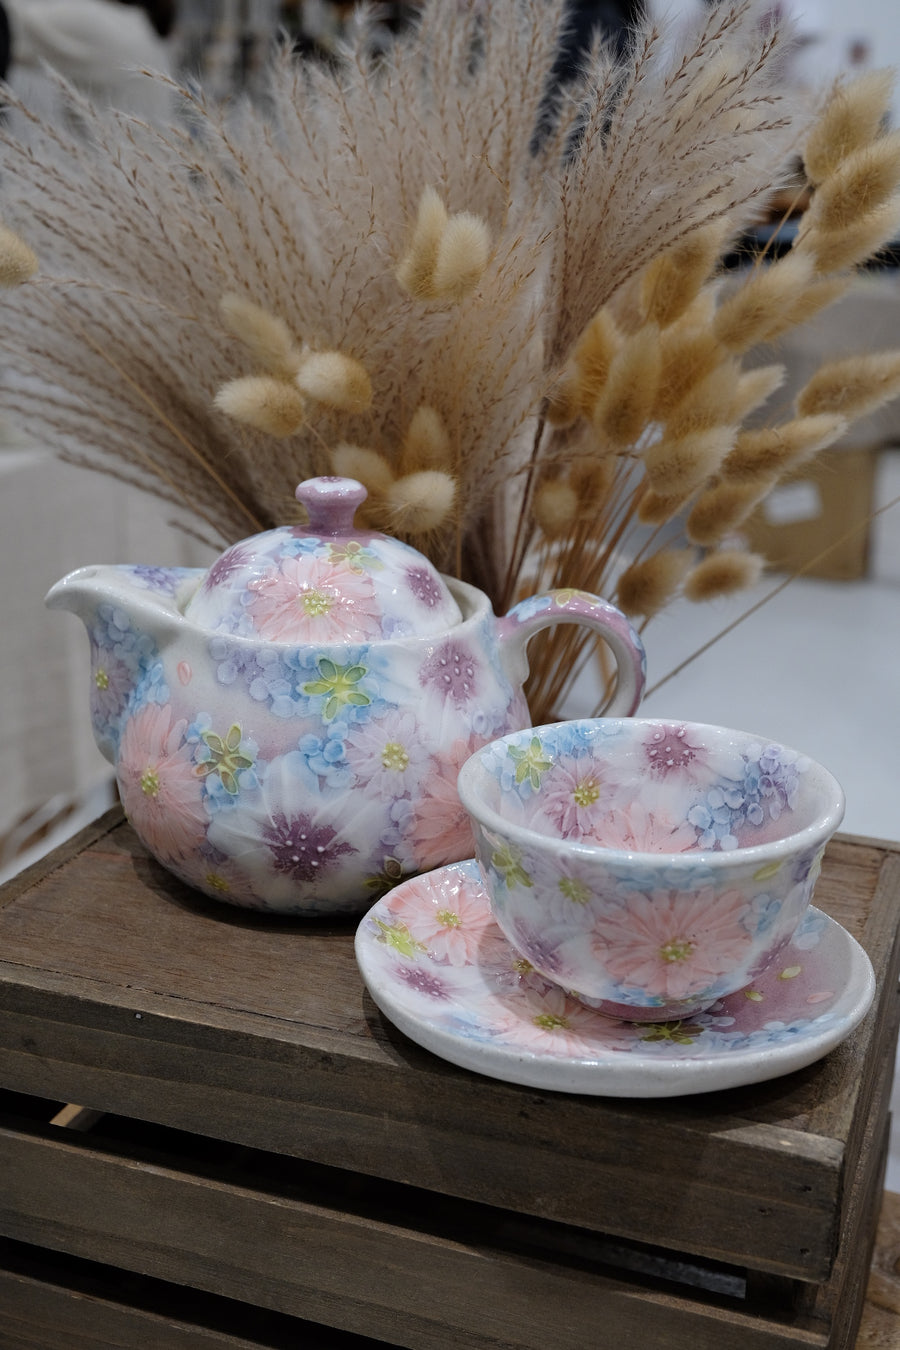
[656,0,900,121]
[805,0,900,118]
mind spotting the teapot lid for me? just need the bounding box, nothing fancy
[183,477,462,641]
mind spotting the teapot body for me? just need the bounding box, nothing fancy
[51,468,646,918]
[82,566,534,914]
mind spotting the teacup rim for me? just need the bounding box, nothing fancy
[456,717,846,867]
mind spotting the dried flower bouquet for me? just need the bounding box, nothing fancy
[3,0,900,722]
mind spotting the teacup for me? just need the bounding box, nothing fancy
[456,718,845,1021]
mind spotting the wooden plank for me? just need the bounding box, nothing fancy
[0,807,122,914]
[0,1116,836,1350]
[0,1238,381,1350]
[858,1189,900,1348]
[0,1152,897,1350]
[795,1038,895,1346]
[0,1270,284,1350]
[0,994,849,1281]
[0,820,897,1281]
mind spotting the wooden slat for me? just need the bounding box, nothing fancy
[0,1115,839,1350]
[0,1064,890,1350]
[0,1238,381,1350]
[858,1189,900,1347]
[795,1037,894,1346]
[0,1269,283,1350]
[2,1190,898,1350]
[0,816,897,1283]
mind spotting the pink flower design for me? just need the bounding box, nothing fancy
[117,703,208,862]
[587,803,698,853]
[591,888,752,1002]
[246,555,381,642]
[501,984,612,1058]
[344,710,431,799]
[528,754,614,841]
[406,738,481,869]
[387,871,494,967]
[419,639,480,707]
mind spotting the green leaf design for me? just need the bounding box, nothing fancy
[373,917,426,958]
[196,722,255,795]
[508,736,553,790]
[639,1021,704,1045]
[302,658,372,721]
[492,843,533,889]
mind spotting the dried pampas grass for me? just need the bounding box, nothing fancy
[2,0,900,719]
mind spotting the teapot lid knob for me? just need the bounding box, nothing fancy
[295,476,367,534]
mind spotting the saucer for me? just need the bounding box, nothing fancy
[354,859,876,1097]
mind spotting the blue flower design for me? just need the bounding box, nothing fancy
[209,636,261,689]
[749,891,782,933]
[687,745,807,849]
[129,658,169,714]
[606,857,717,894]
[283,529,329,556]
[296,719,354,789]
[126,565,184,594]
[507,593,555,623]
[87,603,167,751]
[286,646,385,724]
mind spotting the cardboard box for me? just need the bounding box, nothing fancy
[743,445,879,581]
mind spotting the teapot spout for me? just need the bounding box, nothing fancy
[46,563,203,765]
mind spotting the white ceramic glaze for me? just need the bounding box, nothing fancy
[456,719,846,1019]
[354,859,875,1097]
[45,479,646,915]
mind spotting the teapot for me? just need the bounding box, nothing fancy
[47,477,646,915]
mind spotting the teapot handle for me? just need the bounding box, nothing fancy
[496,590,646,717]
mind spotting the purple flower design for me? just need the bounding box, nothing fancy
[393,963,454,999]
[506,917,570,981]
[643,724,708,779]
[419,639,479,707]
[407,565,444,609]
[263,811,356,883]
[91,650,137,726]
[751,744,804,820]
[128,565,183,594]
[204,543,255,590]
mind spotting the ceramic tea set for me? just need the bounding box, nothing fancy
[48,477,874,1096]
[46,477,646,914]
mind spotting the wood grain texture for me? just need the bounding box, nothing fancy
[0,1114,841,1350]
[0,813,898,1285]
[858,1189,900,1347]
[0,1237,384,1350]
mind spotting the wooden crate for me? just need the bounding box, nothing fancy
[0,808,898,1349]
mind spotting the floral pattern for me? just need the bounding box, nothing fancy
[355,860,874,1096]
[246,554,383,643]
[590,887,753,1002]
[57,489,645,915]
[182,511,462,642]
[78,565,544,914]
[117,703,208,863]
[456,718,844,1013]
